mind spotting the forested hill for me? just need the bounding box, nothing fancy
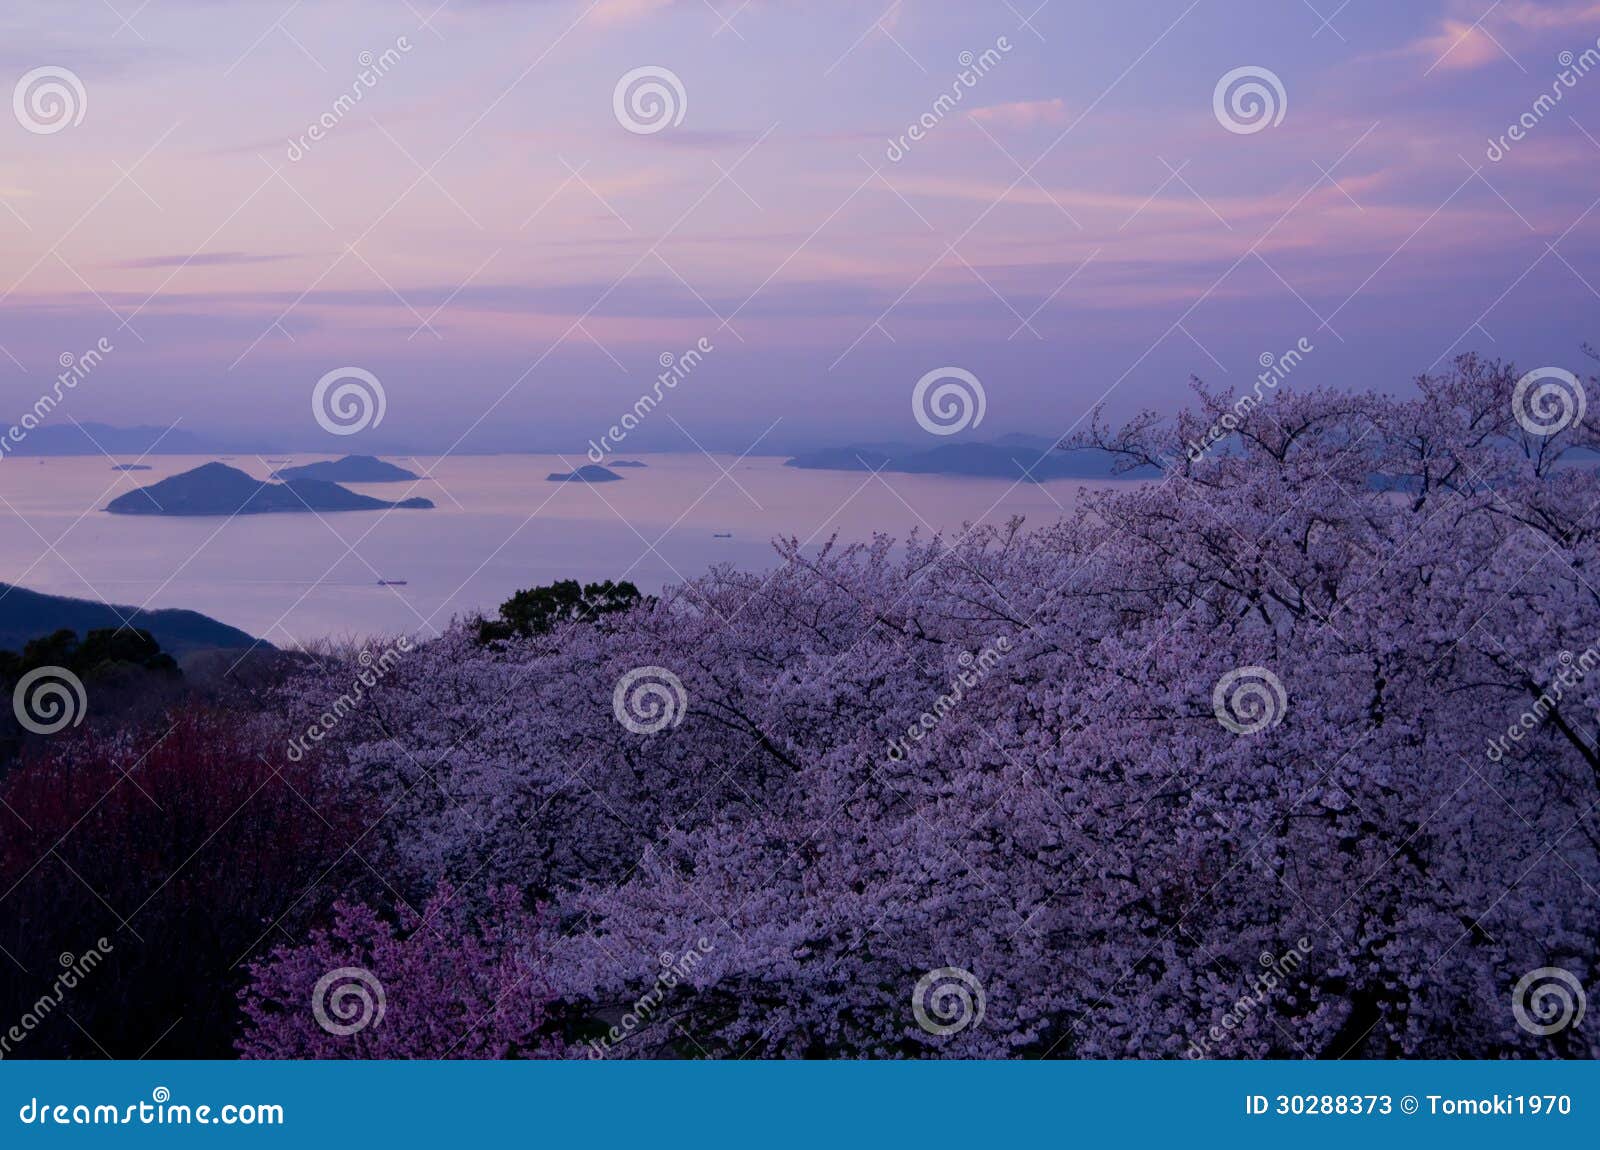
[0,584,260,655]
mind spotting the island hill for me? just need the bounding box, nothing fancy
[106,462,434,516]
[548,465,624,483]
[269,455,420,483]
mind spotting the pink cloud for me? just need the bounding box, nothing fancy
[968,98,1069,130]
[1408,2,1600,72]
[592,0,677,25]
[1494,1,1600,30]
[1415,19,1504,71]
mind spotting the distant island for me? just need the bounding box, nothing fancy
[269,455,420,483]
[609,460,648,468]
[784,438,1154,482]
[0,582,260,655]
[106,462,435,516]
[111,464,152,472]
[548,465,623,483]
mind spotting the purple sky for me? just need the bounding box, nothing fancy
[1,0,1597,452]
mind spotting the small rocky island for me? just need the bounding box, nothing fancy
[547,465,623,483]
[609,460,648,468]
[106,462,434,516]
[269,455,420,483]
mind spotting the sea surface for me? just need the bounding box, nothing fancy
[0,453,1125,646]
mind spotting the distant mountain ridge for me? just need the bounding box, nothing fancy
[785,439,1154,481]
[0,583,260,655]
[1,422,219,457]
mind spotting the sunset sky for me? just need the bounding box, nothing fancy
[1,0,1597,452]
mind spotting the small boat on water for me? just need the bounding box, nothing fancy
[376,579,408,586]
[713,532,733,539]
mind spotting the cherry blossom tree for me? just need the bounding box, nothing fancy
[271,353,1600,1058]
[238,884,559,1059]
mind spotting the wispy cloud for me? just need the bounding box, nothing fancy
[1412,19,1504,71]
[104,252,299,271]
[593,0,677,24]
[968,99,1068,130]
[1407,0,1600,71]
[1494,0,1600,30]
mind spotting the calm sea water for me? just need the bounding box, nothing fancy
[0,454,1120,645]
